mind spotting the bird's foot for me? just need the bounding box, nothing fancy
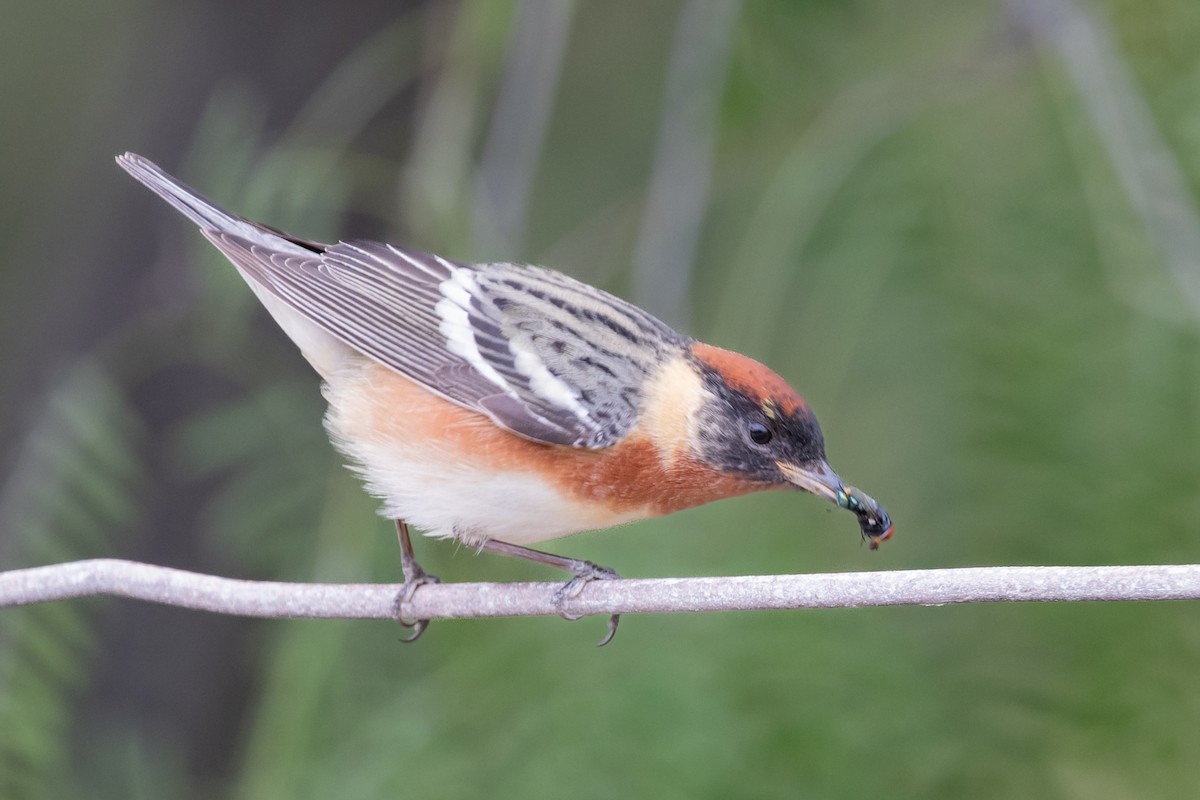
[476,539,624,646]
[394,564,440,643]
[553,561,622,647]
[393,520,440,642]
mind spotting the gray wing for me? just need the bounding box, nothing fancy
[460,262,689,447]
[115,152,680,445]
[209,235,687,447]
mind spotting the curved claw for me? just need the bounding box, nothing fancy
[553,575,588,621]
[595,614,620,647]
[552,564,622,644]
[394,571,440,643]
[398,616,429,643]
[474,540,624,645]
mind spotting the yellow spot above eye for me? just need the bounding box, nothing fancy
[762,399,777,420]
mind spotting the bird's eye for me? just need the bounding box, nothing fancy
[748,421,773,445]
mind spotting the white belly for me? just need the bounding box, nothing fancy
[340,438,644,544]
[321,359,650,545]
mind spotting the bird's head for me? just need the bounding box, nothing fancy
[688,343,893,547]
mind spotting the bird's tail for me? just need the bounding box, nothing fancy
[115,153,317,257]
[116,152,353,377]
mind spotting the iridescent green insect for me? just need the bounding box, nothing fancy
[836,485,894,550]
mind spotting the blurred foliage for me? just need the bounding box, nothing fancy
[0,363,147,799]
[1,0,1200,798]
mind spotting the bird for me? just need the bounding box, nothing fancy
[117,152,892,645]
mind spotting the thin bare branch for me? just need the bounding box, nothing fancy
[1,560,1199,623]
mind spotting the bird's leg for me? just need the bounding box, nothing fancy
[478,539,621,646]
[394,519,439,642]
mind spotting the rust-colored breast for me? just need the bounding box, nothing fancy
[548,433,767,517]
[339,360,769,524]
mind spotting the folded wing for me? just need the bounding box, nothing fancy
[208,235,686,448]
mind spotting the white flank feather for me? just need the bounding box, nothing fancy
[435,269,512,392]
[511,344,591,421]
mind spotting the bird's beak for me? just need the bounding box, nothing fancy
[776,459,844,503]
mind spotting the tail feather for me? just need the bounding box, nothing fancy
[115,153,318,257]
[117,152,353,377]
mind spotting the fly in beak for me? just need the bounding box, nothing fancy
[777,459,894,549]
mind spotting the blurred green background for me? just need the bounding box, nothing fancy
[2,0,1199,797]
